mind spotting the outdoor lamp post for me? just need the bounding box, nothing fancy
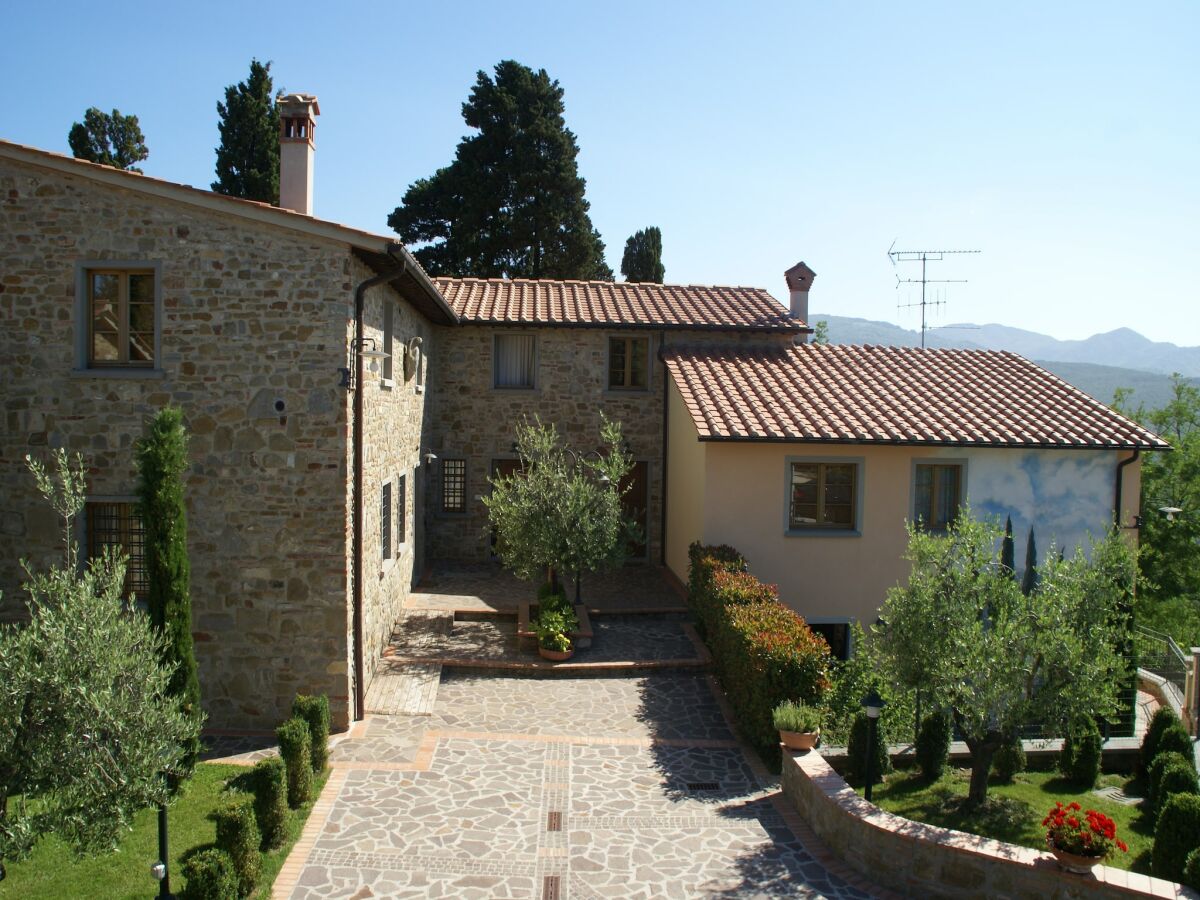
[861,688,886,803]
[151,797,175,899]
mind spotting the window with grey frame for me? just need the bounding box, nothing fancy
[913,463,962,530]
[87,269,156,367]
[608,336,649,390]
[494,334,536,388]
[789,462,857,530]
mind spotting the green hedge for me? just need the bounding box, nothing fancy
[253,756,290,849]
[213,793,261,897]
[292,694,331,774]
[181,848,238,900]
[915,711,951,781]
[1154,792,1200,882]
[1140,706,1181,776]
[276,717,313,808]
[687,542,831,768]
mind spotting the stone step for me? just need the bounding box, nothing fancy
[365,662,442,716]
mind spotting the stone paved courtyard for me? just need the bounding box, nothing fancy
[272,566,885,898]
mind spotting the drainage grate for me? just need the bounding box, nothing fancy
[542,874,561,899]
[685,781,722,791]
[547,810,562,831]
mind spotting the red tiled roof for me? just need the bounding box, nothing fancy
[434,277,803,332]
[662,343,1169,449]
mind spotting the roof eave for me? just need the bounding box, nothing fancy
[696,434,1170,451]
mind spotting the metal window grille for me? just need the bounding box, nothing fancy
[442,459,466,513]
[86,502,148,600]
[397,474,406,544]
[381,482,392,560]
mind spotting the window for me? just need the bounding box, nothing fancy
[494,334,536,388]
[914,463,962,530]
[397,474,406,545]
[608,337,649,390]
[87,268,156,367]
[381,481,392,560]
[382,300,394,383]
[442,459,466,513]
[86,501,148,601]
[789,462,857,530]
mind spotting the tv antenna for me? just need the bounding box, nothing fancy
[888,242,980,348]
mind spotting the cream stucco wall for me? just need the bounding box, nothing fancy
[669,436,1139,629]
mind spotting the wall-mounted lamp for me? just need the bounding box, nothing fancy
[341,338,390,390]
[1160,506,1183,522]
[424,452,438,464]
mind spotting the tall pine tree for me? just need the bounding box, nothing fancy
[212,59,280,203]
[136,407,203,774]
[620,226,665,282]
[388,60,612,280]
[68,108,149,171]
[1021,527,1038,596]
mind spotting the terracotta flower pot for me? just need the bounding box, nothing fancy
[779,728,820,751]
[539,645,574,662]
[1049,846,1103,874]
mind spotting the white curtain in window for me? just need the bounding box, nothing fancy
[495,334,535,387]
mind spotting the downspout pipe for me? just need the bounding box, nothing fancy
[351,245,407,722]
[658,330,668,566]
[1114,448,1139,528]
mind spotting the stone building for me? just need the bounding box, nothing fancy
[0,97,1167,732]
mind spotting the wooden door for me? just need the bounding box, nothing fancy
[620,461,648,559]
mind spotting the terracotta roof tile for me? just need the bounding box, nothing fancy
[662,343,1169,450]
[434,277,802,332]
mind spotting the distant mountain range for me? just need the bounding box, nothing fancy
[812,314,1200,414]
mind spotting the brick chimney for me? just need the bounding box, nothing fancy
[277,93,320,215]
[784,261,816,343]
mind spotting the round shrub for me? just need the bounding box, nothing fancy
[1184,846,1200,891]
[181,848,238,900]
[1154,792,1200,882]
[1156,761,1200,821]
[293,694,331,773]
[276,717,313,808]
[1156,723,1196,767]
[847,711,892,787]
[992,737,1026,783]
[915,710,951,781]
[253,756,289,849]
[1148,751,1194,810]
[1061,718,1102,787]
[1141,706,1181,776]
[213,792,261,897]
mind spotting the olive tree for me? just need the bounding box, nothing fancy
[878,510,1133,804]
[483,416,638,595]
[0,451,201,880]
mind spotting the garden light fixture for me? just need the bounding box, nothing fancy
[861,688,886,802]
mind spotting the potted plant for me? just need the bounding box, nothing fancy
[536,608,575,661]
[773,700,821,751]
[1041,801,1127,873]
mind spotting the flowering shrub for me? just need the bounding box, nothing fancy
[1042,801,1128,859]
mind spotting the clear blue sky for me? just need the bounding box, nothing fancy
[5,1,1197,344]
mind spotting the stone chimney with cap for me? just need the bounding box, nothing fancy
[277,93,320,215]
[784,261,816,343]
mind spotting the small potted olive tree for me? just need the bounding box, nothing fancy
[774,700,821,751]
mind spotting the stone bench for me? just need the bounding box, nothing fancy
[517,602,593,651]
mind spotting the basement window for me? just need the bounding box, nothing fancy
[86,501,148,603]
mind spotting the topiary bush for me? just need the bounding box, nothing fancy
[252,756,289,849]
[915,710,951,781]
[1060,718,1102,787]
[1154,792,1200,882]
[992,736,1026,783]
[1184,846,1200,891]
[276,717,313,807]
[1141,706,1181,776]
[687,544,831,769]
[1156,761,1200,821]
[292,694,331,773]
[213,792,261,897]
[1156,722,1196,769]
[181,847,239,900]
[846,711,892,787]
[1148,750,1194,810]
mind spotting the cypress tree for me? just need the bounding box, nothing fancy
[1000,516,1015,578]
[212,59,281,203]
[620,227,665,282]
[1021,527,1038,596]
[388,60,612,280]
[136,406,203,772]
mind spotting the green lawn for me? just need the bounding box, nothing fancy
[862,766,1155,874]
[0,763,330,899]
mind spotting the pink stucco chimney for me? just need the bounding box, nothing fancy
[277,93,320,215]
[784,261,816,343]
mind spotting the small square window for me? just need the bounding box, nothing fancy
[86,501,147,601]
[789,462,857,530]
[442,459,466,513]
[494,334,536,389]
[608,337,649,390]
[85,268,157,367]
[914,463,962,530]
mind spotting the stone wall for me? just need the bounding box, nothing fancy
[0,155,412,732]
[427,324,794,570]
[780,748,1192,899]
